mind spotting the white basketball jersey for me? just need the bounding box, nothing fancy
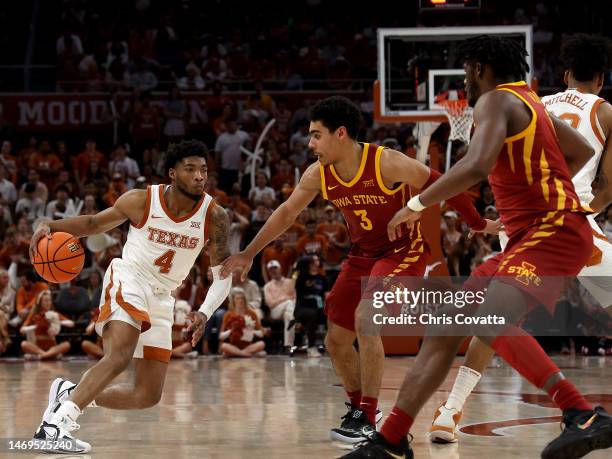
[541,89,607,205]
[122,184,215,291]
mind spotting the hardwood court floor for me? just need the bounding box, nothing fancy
[0,355,610,458]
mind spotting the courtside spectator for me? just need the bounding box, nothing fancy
[263,260,296,351]
[20,290,74,360]
[219,288,266,358]
[294,255,328,358]
[232,272,263,320]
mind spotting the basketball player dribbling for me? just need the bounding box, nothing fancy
[220,96,500,446]
[430,34,612,448]
[28,140,232,453]
[344,35,612,459]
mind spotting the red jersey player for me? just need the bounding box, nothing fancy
[221,95,499,445]
[345,36,612,459]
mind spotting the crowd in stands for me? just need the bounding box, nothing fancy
[0,81,609,360]
[44,1,609,94]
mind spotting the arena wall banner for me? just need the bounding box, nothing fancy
[0,91,361,132]
[0,93,210,131]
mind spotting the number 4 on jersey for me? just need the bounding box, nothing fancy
[154,249,176,274]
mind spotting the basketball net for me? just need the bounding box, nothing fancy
[439,99,474,145]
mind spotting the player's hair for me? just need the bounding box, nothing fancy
[164,140,208,173]
[458,35,530,81]
[309,96,363,139]
[561,34,612,82]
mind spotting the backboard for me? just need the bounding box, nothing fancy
[375,25,533,123]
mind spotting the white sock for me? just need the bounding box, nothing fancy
[445,366,481,411]
[50,400,82,425]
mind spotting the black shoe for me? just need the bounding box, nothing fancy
[338,432,413,458]
[541,406,612,459]
[330,403,375,444]
[33,421,91,453]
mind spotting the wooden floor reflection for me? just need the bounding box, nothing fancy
[0,355,610,458]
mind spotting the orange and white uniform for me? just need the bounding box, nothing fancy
[95,185,215,362]
[542,89,611,306]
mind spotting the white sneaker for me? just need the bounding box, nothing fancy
[429,404,462,443]
[307,347,320,358]
[43,378,77,424]
[33,418,91,453]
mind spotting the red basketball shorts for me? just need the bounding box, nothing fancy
[467,212,593,313]
[324,244,428,332]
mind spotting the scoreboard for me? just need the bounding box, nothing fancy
[419,0,481,10]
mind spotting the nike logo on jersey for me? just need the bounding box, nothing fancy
[190,221,201,229]
[394,246,406,253]
[327,185,339,191]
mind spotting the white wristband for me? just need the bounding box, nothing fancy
[407,194,426,212]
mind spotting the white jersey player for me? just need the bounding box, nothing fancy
[28,140,232,453]
[430,34,612,445]
[542,88,612,307]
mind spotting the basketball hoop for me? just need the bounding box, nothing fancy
[438,99,474,145]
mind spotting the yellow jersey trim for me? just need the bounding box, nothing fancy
[319,162,328,200]
[497,87,537,143]
[497,80,527,88]
[497,87,537,185]
[374,147,406,195]
[539,148,550,203]
[329,142,369,187]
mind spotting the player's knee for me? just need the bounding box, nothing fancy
[137,387,163,408]
[354,302,375,336]
[324,329,350,355]
[105,349,133,375]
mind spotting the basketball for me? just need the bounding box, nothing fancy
[31,232,85,283]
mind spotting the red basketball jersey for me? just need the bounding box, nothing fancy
[489,82,590,237]
[319,142,425,258]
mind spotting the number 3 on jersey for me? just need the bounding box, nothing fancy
[559,112,580,129]
[353,209,373,231]
[154,249,176,274]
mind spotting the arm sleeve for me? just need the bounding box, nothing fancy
[198,266,231,319]
[423,169,486,231]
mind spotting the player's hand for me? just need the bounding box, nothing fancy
[187,311,208,347]
[468,218,504,238]
[220,251,253,281]
[387,208,421,241]
[29,221,52,260]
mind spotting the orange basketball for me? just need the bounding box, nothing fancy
[31,232,85,283]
